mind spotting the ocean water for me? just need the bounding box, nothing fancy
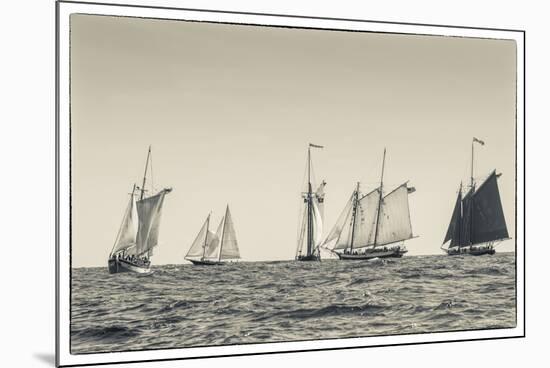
[71,252,516,354]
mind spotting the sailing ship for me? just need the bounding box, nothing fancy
[108,146,172,274]
[441,138,509,256]
[185,205,241,265]
[296,143,326,261]
[321,148,416,260]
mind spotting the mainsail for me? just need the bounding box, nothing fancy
[219,206,241,260]
[354,188,380,247]
[472,172,509,242]
[135,189,169,256]
[376,184,414,246]
[444,171,508,247]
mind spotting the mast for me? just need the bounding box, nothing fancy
[373,148,387,246]
[218,206,228,262]
[140,145,152,200]
[471,140,474,189]
[202,214,210,261]
[307,146,314,257]
[349,182,360,252]
[458,181,463,247]
[468,138,485,246]
[470,139,476,246]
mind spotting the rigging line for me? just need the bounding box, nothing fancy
[150,149,155,193]
[300,150,308,191]
[310,152,319,188]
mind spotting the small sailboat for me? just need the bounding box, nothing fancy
[185,205,241,265]
[108,146,172,274]
[322,148,416,260]
[296,143,326,261]
[441,138,510,256]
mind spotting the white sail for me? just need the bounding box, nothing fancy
[323,194,353,248]
[355,188,380,247]
[315,181,326,219]
[110,192,137,256]
[204,230,219,258]
[296,192,324,255]
[135,189,169,256]
[334,200,355,250]
[376,184,413,245]
[219,206,240,260]
[296,200,308,256]
[203,216,224,260]
[311,200,323,247]
[185,216,209,259]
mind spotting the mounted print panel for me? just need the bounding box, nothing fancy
[56,1,525,366]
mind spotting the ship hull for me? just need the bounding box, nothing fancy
[336,248,407,260]
[108,258,152,274]
[188,259,224,266]
[446,246,496,256]
[296,254,320,262]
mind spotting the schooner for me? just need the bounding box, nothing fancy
[321,148,416,260]
[295,143,326,261]
[108,146,172,274]
[441,138,510,256]
[185,205,241,265]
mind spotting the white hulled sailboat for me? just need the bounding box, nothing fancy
[185,205,241,265]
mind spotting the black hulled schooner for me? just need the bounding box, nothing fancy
[441,138,509,256]
[108,146,172,274]
[295,143,326,261]
[321,148,416,260]
[185,205,241,265]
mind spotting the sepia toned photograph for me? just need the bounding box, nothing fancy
[56,1,525,366]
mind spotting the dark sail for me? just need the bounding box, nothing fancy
[444,190,462,246]
[460,189,473,246]
[472,171,509,243]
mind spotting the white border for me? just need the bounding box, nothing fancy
[56,1,525,366]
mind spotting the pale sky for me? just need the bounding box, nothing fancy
[70,14,517,268]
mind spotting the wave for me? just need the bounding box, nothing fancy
[262,302,387,320]
[71,253,516,354]
[73,325,139,340]
[434,300,456,310]
[465,266,509,276]
[157,299,205,313]
[348,277,378,286]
